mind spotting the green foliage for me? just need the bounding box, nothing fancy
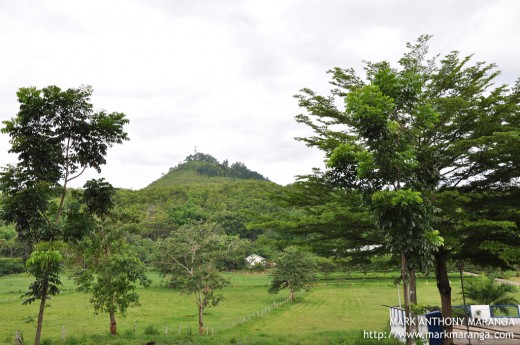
[464,275,519,313]
[259,175,382,259]
[429,189,520,276]
[289,38,520,345]
[71,183,150,334]
[293,36,520,326]
[2,85,129,180]
[114,156,283,242]
[155,223,232,301]
[0,85,129,241]
[0,257,25,276]
[155,222,235,333]
[370,189,441,270]
[268,246,320,300]
[82,179,116,219]
[296,33,520,196]
[149,153,268,189]
[0,84,129,344]
[0,224,25,257]
[22,243,64,305]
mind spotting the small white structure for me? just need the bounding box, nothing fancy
[245,254,265,267]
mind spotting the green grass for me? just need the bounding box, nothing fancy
[0,271,480,344]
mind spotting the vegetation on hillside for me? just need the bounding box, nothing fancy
[147,153,268,189]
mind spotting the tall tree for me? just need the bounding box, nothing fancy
[155,222,232,335]
[0,85,129,345]
[294,35,520,344]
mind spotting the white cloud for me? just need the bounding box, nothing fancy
[1,0,519,189]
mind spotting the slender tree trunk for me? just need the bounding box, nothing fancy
[198,304,204,335]
[401,250,412,345]
[289,288,294,301]
[409,267,419,334]
[109,311,117,336]
[409,267,417,305]
[34,281,48,345]
[434,247,453,345]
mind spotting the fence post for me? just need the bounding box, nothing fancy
[15,331,23,345]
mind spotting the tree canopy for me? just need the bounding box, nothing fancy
[268,246,320,301]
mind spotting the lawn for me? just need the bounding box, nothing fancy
[0,271,470,344]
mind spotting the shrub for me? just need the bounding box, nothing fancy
[0,257,25,276]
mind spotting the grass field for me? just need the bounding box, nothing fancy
[0,271,478,344]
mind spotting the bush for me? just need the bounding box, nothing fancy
[0,257,25,276]
[464,274,519,314]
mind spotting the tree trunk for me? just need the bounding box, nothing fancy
[109,311,117,336]
[34,281,48,345]
[409,267,419,334]
[401,250,412,345]
[434,247,453,345]
[198,304,204,335]
[289,288,294,301]
[409,267,417,305]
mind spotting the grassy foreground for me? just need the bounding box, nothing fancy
[0,271,461,344]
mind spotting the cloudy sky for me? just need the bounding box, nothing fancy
[1,0,519,189]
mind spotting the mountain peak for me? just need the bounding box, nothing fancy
[146,153,269,188]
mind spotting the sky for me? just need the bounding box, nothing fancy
[1,0,519,189]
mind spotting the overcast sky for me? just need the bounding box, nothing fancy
[1,0,519,189]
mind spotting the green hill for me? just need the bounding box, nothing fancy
[146,153,268,188]
[115,153,283,253]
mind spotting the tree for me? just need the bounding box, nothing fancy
[155,222,232,335]
[22,243,64,343]
[71,179,150,336]
[294,35,520,344]
[268,246,320,301]
[0,85,129,345]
